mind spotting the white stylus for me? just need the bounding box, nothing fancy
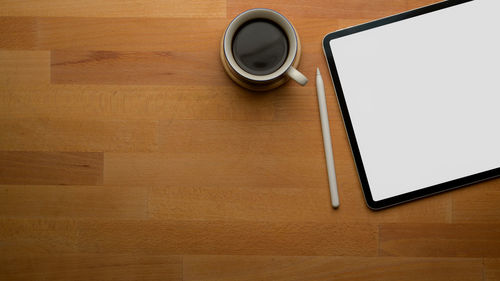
[316,68,340,208]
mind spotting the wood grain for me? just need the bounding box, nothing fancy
[0,119,157,152]
[0,17,225,52]
[0,219,378,256]
[104,152,328,188]
[0,152,103,185]
[184,255,483,281]
[379,223,500,257]
[0,17,35,50]
[0,0,226,18]
[0,185,147,219]
[0,50,49,84]
[1,0,499,279]
[272,86,337,121]
[159,120,324,155]
[0,254,182,281]
[0,83,338,122]
[0,219,81,254]
[485,259,500,281]
[407,0,442,10]
[0,85,275,121]
[150,185,452,223]
[51,50,229,86]
[228,0,408,19]
[452,180,500,223]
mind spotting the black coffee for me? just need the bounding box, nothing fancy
[232,19,289,76]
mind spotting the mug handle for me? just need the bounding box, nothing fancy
[286,67,308,86]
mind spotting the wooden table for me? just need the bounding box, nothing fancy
[1,0,499,280]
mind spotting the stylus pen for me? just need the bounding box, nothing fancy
[316,68,340,208]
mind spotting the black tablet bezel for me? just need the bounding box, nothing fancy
[322,0,500,210]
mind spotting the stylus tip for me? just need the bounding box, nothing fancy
[316,68,320,75]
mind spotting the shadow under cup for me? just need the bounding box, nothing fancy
[220,8,307,91]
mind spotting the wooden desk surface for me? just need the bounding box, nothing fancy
[1,0,499,280]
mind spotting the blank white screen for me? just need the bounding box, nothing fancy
[329,0,500,201]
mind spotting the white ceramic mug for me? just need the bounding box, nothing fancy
[220,9,308,91]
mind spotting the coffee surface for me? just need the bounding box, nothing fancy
[232,19,289,76]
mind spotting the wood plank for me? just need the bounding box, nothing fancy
[104,152,328,188]
[0,219,378,256]
[0,152,102,185]
[484,258,500,281]
[0,50,49,85]
[0,185,147,219]
[0,17,225,52]
[0,0,225,18]
[0,85,274,121]
[0,119,157,152]
[228,0,408,19]
[0,218,81,254]
[379,223,500,257]
[0,254,182,281]
[149,185,334,222]
[0,17,36,50]
[184,255,483,281]
[159,120,324,156]
[51,50,230,86]
[149,185,452,223]
[0,81,339,123]
[452,179,500,223]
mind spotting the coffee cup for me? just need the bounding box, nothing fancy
[220,8,308,91]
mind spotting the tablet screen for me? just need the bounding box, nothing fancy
[326,0,500,203]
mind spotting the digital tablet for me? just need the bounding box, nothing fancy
[323,0,500,210]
